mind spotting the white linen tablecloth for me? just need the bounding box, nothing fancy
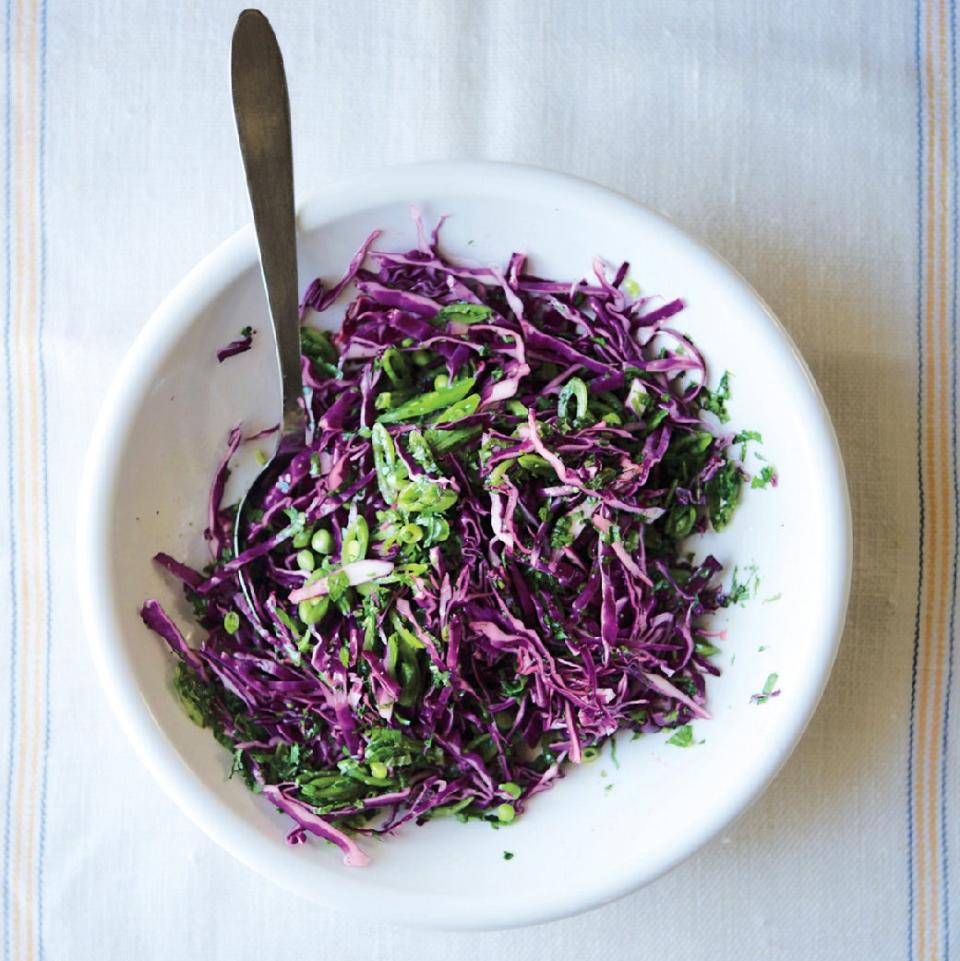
[2,0,955,958]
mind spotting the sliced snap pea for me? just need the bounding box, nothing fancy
[398,659,422,707]
[406,429,438,472]
[397,478,457,514]
[298,596,329,626]
[372,422,405,503]
[342,515,369,563]
[385,634,399,678]
[380,347,411,387]
[398,523,424,544]
[487,459,514,487]
[376,376,476,424]
[428,392,480,424]
[300,326,338,363]
[558,376,589,423]
[423,424,482,454]
[668,504,697,538]
[517,453,551,472]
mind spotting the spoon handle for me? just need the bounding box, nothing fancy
[231,9,302,426]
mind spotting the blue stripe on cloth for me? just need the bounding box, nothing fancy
[908,0,926,956]
[35,0,50,956]
[1,0,19,958]
[942,0,958,954]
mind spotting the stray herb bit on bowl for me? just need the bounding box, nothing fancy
[751,672,781,705]
[141,217,771,866]
[725,564,760,606]
[666,724,696,748]
[217,325,256,363]
[751,465,778,490]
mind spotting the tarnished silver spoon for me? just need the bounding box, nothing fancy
[230,9,303,609]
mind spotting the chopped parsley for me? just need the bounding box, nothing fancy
[751,465,777,489]
[700,371,732,422]
[706,460,742,530]
[726,564,760,606]
[666,724,695,748]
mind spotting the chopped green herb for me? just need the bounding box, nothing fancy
[700,371,732,422]
[326,570,350,602]
[282,508,308,537]
[726,564,760,606]
[666,725,695,748]
[751,466,777,489]
[706,460,742,531]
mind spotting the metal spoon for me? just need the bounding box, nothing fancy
[230,9,303,608]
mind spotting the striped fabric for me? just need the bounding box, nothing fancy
[0,1,957,958]
[912,0,958,957]
[2,2,50,961]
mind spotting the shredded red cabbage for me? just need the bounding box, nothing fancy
[142,218,749,866]
[216,326,255,363]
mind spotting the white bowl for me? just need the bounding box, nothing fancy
[78,161,851,930]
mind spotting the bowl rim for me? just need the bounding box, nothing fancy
[77,160,852,930]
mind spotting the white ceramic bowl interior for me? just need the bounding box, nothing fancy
[78,162,851,930]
